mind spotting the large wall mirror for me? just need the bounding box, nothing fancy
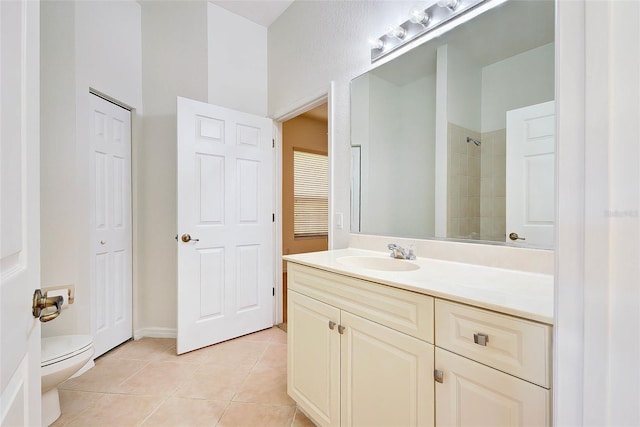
[351,0,555,249]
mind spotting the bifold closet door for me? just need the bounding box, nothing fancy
[89,93,132,357]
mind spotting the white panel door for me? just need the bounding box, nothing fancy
[435,348,551,426]
[177,97,273,354]
[89,94,132,358]
[0,0,41,424]
[506,101,555,247]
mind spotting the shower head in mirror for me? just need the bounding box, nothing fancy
[466,137,481,146]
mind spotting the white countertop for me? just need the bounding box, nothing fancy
[283,248,554,325]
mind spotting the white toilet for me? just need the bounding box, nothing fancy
[41,335,94,426]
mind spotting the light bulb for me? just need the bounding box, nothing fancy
[409,7,430,26]
[387,25,407,40]
[368,38,384,50]
[437,0,459,10]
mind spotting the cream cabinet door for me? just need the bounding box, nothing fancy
[341,311,434,427]
[435,348,551,427]
[288,290,341,427]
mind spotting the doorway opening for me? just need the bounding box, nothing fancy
[281,103,329,325]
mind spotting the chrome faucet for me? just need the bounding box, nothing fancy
[387,243,416,260]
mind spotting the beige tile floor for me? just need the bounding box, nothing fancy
[53,327,315,427]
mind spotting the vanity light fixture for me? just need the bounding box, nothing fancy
[387,25,407,40]
[409,7,430,26]
[369,38,385,51]
[437,0,459,11]
[371,0,488,62]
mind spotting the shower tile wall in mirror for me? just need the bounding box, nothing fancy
[351,0,555,249]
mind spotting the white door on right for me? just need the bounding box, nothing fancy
[506,101,555,248]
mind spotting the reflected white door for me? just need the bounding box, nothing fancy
[176,97,273,354]
[0,0,42,424]
[506,101,555,247]
[89,94,133,357]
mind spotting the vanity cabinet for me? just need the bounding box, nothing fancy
[287,263,435,427]
[286,261,553,427]
[434,300,552,426]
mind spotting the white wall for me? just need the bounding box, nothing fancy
[40,0,143,338]
[364,75,402,234]
[36,2,640,422]
[138,0,208,334]
[270,5,640,422]
[555,1,640,425]
[137,0,269,334]
[481,43,554,132]
[207,3,267,116]
[400,75,436,236]
[350,73,369,233]
[40,0,78,336]
[268,0,416,248]
[42,0,271,337]
[446,44,482,132]
[360,73,436,237]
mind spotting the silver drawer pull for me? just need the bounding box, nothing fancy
[473,333,489,346]
[434,369,444,384]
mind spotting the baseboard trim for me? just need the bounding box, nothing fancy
[133,327,177,340]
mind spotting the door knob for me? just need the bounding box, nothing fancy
[32,289,64,322]
[509,232,525,241]
[181,234,200,243]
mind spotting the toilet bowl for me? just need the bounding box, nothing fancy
[41,335,94,426]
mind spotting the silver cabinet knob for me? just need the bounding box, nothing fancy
[329,321,336,330]
[473,333,489,346]
[434,369,444,384]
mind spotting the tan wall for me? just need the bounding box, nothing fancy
[282,113,329,271]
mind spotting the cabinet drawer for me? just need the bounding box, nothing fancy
[287,262,434,343]
[435,299,551,388]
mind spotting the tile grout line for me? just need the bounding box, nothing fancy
[136,393,172,427]
[218,327,286,423]
[56,330,294,426]
[212,329,277,426]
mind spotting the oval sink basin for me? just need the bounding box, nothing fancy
[337,256,420,272]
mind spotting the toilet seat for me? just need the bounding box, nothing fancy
[41,335,93,367]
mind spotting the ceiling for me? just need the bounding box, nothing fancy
[208,0,294,27]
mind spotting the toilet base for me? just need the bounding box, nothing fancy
[42,387,61,427]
